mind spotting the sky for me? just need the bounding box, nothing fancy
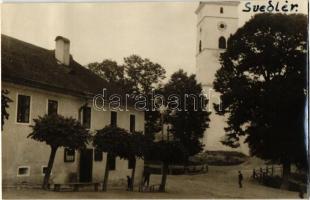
[1,1,308,79]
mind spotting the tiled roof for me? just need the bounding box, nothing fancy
[1,34,110,98]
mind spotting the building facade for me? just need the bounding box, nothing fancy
[2,34,144,187]
[195,1,248,154]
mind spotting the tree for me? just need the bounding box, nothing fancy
[162,70,210,157]
[87,60,124,85]
[146,140,188,192]
[28,114,91,189]
[124,55,166,95]
[93,126,130,191]
[87,55,166,139]
[1,89,13,130]
[127,132,150,191]
[213,13,308,184]
[87,59,134,94]
[124,55,166,139]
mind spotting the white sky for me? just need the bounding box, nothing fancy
[1,1,308,78]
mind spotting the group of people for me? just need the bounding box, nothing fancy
[126,168,151,191]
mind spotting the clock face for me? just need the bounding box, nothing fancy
[218,22,227,31]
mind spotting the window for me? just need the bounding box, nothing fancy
[108,154,116,170]
[219,36,226,49]
[94,148,103,161]
[17,95,30,123]
[128,158,135,169]
[220,7,224,14]
[42,166,48,175]
[130,115,135,133]
[48,100,58,115]
[82,107,91,129]
[64,148,75,162]
[42,166,52,175]
[17,166,30,176]
[111,111,117,127]
[199,40,202,53]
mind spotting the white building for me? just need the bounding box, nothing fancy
[195,1,248,154]
[2,34,145,187]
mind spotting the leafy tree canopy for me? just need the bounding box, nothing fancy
[28,114,91,149]
[1,89,13,130]
[213,13,307,168]
[124,55,166,95]
[93,125,131,159]
[162,70,210,156]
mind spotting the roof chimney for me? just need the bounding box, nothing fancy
[55,36,70,66]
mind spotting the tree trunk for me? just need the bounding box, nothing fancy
[159,162,168,192]
[42,146,57,189]
[281,160,291,189]
[102,153,110,191]
[130,158,136,191]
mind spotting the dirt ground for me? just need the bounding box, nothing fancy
[2,160,307,199]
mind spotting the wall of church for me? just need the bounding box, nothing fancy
[202,87,249,155]
[2,82,144,187]
[196,12,239,86]
[197,3,239,22]
[196,2,249,155]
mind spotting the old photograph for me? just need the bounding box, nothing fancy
[1,0,309,199]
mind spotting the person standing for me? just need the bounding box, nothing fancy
[127,176,132,191]
[143,168,151,187]
[238,171,243,188]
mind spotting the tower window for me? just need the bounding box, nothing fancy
[199,40,202,53]
[220,7,224,14]
[219,37,226,49]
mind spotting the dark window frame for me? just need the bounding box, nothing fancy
[199,40,202,53]
[111,111,117,127]
[219,36,226,49]
[130,114,135,133]
[128,158,135,169]
[64,148,75,162]
[47,99,58,115]
[17,166,30,176]
[82,106,91,129]
[94,148,103,161]
[108,154,116,170]
[220,7,224,14]
[17,94,31,123]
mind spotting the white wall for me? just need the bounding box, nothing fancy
[196,2,249,155]
[2,82,144,186]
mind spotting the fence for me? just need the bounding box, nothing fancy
[252,165,282,181]
[145,163,208,175]
[252,165,307,192]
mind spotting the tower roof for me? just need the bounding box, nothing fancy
[195,1,240,14]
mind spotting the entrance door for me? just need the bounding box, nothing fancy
[79,149,93,182]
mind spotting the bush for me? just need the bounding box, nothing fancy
[193,151,248,166]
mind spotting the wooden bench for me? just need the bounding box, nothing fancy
[54,182,100,192]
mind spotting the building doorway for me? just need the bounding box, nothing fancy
[79,149,93,182]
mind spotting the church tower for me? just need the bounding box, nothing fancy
[195,1,248,153]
